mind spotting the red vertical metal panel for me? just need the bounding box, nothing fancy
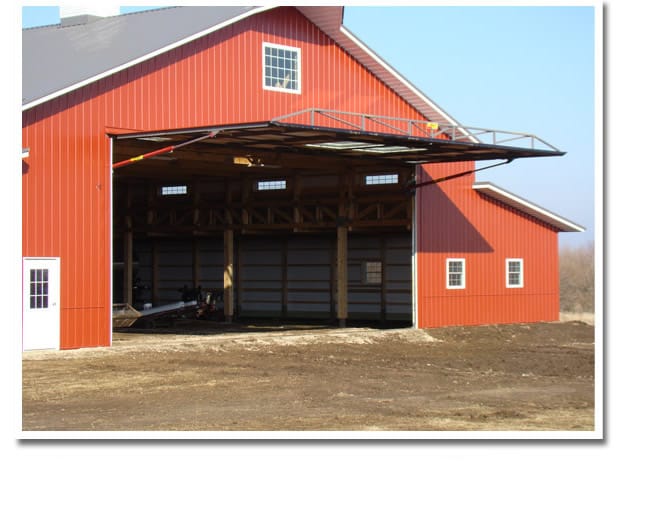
[415,162,560,328]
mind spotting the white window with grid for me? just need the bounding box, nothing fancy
[446,258,465,289]
[256,179,287,191]
[362,261,383,285]
[365,174,399,186]
[263,42,301,93]
[160,185,188,196]
[506,258,524,288]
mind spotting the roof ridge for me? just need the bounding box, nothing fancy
[113,6,179,20]
[22,6,181,32]
[22,22,58,32]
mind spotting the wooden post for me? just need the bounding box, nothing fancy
[151,240,159,305]
[193,179,201,227]
[123,218,133,305]
[281,236,288,318]
[123,184,133,305]
[336,213,348,328]
[336,173,351,327]
[192,238,200,289]
[293,174,301,231]
[380,235,387,324]
[225,179,234,226]
[223,229,234,323]
[241,177,250,227]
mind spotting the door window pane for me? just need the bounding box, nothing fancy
[29,268,49,309]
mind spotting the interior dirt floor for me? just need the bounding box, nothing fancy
[22,320,595,432]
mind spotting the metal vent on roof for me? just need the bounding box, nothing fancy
[59,6,120,27]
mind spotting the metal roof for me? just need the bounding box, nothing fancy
[472,182,584,233]
[22,6,265,107]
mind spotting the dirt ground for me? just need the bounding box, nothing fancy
[22,318,595,433]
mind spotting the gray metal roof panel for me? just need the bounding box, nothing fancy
[22,6,259,106]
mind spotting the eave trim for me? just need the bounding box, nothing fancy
[473,181,585,233]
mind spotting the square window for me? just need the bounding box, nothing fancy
[446,259,465,289]
[363,261,383,285]
[263,42,301,93]
[506,259,524,288]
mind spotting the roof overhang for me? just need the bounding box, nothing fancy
[473,182,585,232]
[111,119,565,173]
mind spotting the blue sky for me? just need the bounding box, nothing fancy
[21,5,598,247]
[343,6,597,248]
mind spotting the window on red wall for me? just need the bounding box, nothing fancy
[446,258,465,289]
[506,258,524,288]
[263,42,301,94]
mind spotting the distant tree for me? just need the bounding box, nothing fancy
[559,241,595,313]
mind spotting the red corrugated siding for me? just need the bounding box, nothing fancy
[23,92,112,349]
[415,162,560,327]
[97,9,423,132]
[22,7,427,349]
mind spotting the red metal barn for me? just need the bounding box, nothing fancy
[21,6,583,350]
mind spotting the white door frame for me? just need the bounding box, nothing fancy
[22,257,60,351]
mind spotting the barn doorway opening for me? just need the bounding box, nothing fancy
[110,120,420,332]
[109,112,565,333]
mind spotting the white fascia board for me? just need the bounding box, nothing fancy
[22,6,275,112]
[473,182,585,233]
[338,25,476,142]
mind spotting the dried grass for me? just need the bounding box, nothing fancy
[560,241,595,313]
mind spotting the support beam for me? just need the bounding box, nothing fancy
[151,240,159,305]
[293,174,302,230]
[223,229,234,323]
[336,173,351,327]
[123,218,133,305]
[336,222,348,328]
[192,238,200,289]
[380,235,387,323]
[281,237,288,318]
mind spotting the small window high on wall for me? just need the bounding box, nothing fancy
[160,185,188,196]
[256,179,287,191]
[263,42,301,93]
[365,174,399,186]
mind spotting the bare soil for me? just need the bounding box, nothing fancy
[22,320,595,432]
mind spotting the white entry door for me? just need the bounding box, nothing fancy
[23,258,60,351]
